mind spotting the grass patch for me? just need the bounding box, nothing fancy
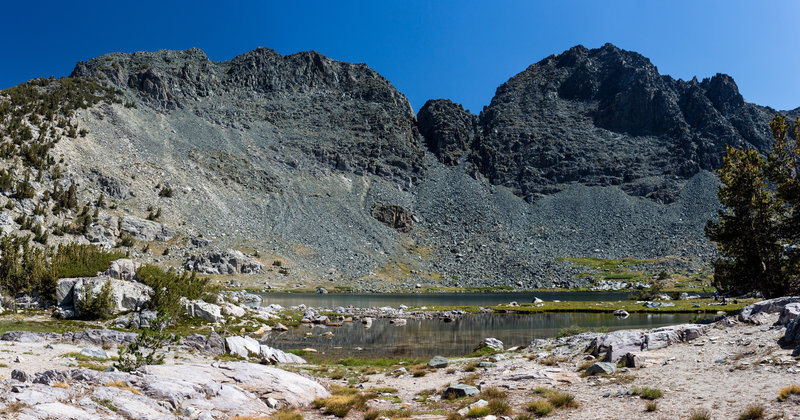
[269,410,303,420]
[76,361,108,371]
[645,401,657,412]
[335,357,424,368]
[546,390,578,408]
[778,384,800,401]
[738,404,765,420]
[632,387,662,400]
[312,385,371,417]
[466,406,491,418]
[463,361,479,372]
[689,408,712,420]
[461,373,480,386]
[60,352,109,362]
[494,298,754,315]
[480,386,507,400]
[488,399,511,415]
[105,381,141,395]
[93,398,118,412]
[467,346,499,357]
[556,325,606,338]
[526,399,554,417]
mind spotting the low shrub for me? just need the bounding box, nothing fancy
[645,401,657,412]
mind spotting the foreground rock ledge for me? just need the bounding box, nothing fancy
[3,362,329,419]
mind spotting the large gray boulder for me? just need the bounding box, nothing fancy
[476,337,504,351]
[428,355,449,368]
[2,331,62,342]
[141,362,329,407]
[68,277,152,317]
[260,345,306,364]
[181,298,223,322]
[589,329,645,362]
[225,336,262,358]
[183,249,264,275]
[778,303,800,325]
[442,384,479,399]
[739,296,800,323]
[63,329,138,346]
[585,362,616,375]
[105,258,141,281]
[183,332,226,356]
[644,326,683,350]
[780,316,800,347]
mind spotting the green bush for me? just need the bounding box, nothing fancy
[0,234,55,300]
[75,279,114,320]
[0,235,122,302]
[632,387,663,400]
[158,186,174,198]
[136,265,214,319]
[51,243,125,279]
[115,314,176,372]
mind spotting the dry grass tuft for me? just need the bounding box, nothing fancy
[778,384,800,402]
[737,404,765,420]
[105,381,141,395]
[688,408,711,420]
[526,399,554,417]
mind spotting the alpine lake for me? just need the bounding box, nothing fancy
[256,292,705,359]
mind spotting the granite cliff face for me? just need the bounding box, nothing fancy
[0,44,791,290]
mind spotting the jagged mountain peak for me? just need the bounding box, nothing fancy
[418,44,775,203]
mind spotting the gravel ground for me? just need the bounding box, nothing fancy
[302,313,800,419]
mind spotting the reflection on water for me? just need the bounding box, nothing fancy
[258,291,637,308]
[266,312,696,359]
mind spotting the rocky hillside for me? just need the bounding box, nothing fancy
[0,44,791,290]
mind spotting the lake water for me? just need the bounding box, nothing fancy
[265,312,698,359]
[257,291,635,309]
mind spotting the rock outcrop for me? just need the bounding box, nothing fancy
[4,362,328,419]
[183,249,264,274]
[587,323,708,362]
[57,277,152,318]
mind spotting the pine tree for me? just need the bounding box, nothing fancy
[705,146,785,297]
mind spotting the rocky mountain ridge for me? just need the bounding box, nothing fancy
[0,44,794,290]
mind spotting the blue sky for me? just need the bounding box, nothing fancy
[2,1,799,113]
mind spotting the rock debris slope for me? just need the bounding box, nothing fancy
[6,44,793,289]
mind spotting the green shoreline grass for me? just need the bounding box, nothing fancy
[491,298,753,314]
